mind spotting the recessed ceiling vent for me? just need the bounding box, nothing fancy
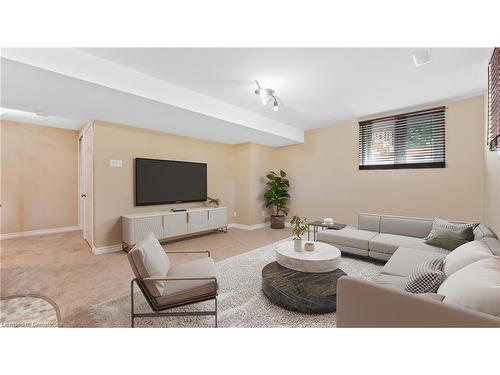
[411,48,432,67]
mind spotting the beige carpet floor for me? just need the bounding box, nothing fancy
[0,227,291,327]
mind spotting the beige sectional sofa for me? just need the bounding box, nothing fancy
[317,213,496,261]
[323,214,500,327]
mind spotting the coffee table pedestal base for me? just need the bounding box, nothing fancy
[261,261,347,314]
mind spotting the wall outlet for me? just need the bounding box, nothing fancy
[261,210,265,217]
[233,211,237,217]
[110,159,123,168]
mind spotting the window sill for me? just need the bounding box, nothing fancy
[359,162,445,170]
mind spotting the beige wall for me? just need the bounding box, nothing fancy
[484,149,500,235]
[483,93,500,235]
[92,121,236,247]
[232,143,275,225]
[91,96,490,247]
[272,96,486,227]
[0,120,78,234]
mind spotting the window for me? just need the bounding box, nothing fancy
[488,47,499,151]
[359,107,445,170]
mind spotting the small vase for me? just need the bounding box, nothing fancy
[293,239,303,252]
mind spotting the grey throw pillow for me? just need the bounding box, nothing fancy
[404,258,445,294]
[425,218,479,240]
[425,227,475,251]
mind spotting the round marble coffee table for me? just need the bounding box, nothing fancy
[275,241,341,273]
[262,241,346,314]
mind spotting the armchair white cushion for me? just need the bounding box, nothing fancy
[128,232,170,296]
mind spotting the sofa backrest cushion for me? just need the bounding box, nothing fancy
[485,237,500,256]
[443,240,494,276]
[438,257,500,317]
[379,215,433,238]
[358,213,380,232]
[474,224,498,240]
[127,232,170,297]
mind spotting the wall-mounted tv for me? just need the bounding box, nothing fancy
[135,158,207,206]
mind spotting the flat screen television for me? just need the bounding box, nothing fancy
[135,158,207,206]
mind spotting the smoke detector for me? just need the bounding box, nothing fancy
[411,49,432,67]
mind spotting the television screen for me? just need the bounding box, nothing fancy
[135,158,207,206]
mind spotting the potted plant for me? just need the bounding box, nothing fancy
[290,215,308,251]
[264,170,290,229]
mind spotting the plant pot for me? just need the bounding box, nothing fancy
[270,215,285,229]
[293,239,303,252]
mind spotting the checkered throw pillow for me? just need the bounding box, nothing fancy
[404,258,445,294]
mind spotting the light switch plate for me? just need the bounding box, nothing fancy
[110,159,123,168]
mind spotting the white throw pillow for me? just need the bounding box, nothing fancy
[138,232,170,294]
[443,240,493,277]
[438,257,500,317]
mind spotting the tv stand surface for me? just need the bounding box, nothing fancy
[122,206,227,250]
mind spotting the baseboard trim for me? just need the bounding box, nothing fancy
[228,223,268,230]
[228,222,292,230]
[0,226,81,240]
[94,244,123,255]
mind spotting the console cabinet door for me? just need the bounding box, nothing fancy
[163,213,188,238]
[187,211,208,233]
[208,208,227,229]
[134,216,163,243]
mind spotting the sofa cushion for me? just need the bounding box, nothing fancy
[373,273,407,291]
[381,247,446,277]
[425,218,479,240]
[443,240,494,277]
[317,227,378,250]
[380,215,433,238]
[369,233,448,256]
[128,232,170,297]
[156,257,217,306]
[404,258,445,294]
[474,224,497,240]
[438,257,500,317]
[485,237,500,256]
[424,227,475,251]
[358,213,380,232]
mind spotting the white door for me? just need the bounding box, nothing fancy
[79,124,93,247]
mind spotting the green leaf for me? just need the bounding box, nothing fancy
[280,170,286,177]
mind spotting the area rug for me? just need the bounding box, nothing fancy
[0,295,60,328]
[89,239,383,327]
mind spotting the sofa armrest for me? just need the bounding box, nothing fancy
[336,276,500,328]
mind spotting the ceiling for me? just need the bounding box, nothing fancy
[1,48,492,146]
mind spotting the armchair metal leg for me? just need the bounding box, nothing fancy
[130,278,217,328]
[131,279,135,328]
[215,297,218,328]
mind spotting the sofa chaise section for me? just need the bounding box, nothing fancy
[316,227,378,257]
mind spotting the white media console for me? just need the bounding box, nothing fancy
[122,206,227,248]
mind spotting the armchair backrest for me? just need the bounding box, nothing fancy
[127,232,170,297]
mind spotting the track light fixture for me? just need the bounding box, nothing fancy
[254,80,279,112]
